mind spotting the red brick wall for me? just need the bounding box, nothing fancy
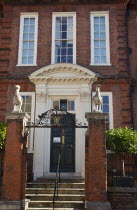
[128,5,137,129]
[108,188,137,210]
[0,2,134,129]
[3,3,128,77]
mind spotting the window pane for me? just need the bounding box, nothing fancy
[101,56,106,63]
[62,41,67,47]
[56,24,61,33]
[24,18,29,24]
[22,56,27,64]
[100,48,106,56]
[30,25,35,33]
[100,40,106,48]
[29,41,34,49]
[94,17,99,24]
[94,32,99,39]
[62,32,67,39]
[67,56,73,63]
[94,40,99,47]
[23,33,29,40]
[29,33,34,40]
[68,101,75,111]
[68,17,73,39]
[24,25,29,33]
[68,48,73,55]
[61,48,67,56]
[62,17,67,24]
[22,49,28,56]
[100,24,105,32]
[94,24,99,32]
[29,49,34,55]
[61,56,66,63]
[26,96,32,103]
[103,96,109,104]
[60,100,67,111]
[94,48,99,56]
[100,17,105,23]
[26,103,31,113]
[55,56,60,63]
[100,32,106,39]
[28,56,33,64]
[62,24,67,31]
[56,32,61,39]
[53,101,59,109]
[94,56,100,64]
[23,41,29,49]
[30,18,35,24]
[103,105,109,113]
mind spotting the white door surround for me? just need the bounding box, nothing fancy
[29,63,98,179]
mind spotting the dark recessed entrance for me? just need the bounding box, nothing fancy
[26,108,88,175]
[50,114,75,172]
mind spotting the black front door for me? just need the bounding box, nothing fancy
[50,114,75,172]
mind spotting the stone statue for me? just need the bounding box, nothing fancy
[12,85,23,113]
[93,84,102,113]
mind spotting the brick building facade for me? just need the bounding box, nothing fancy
[0,0,137,181]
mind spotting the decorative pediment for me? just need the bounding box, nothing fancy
[29,63,98,84]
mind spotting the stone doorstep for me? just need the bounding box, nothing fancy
[26,208,83,210]
[86,201,111,210]
[27,182,85,187]
[28,200,84,208]
[0,200,25,210]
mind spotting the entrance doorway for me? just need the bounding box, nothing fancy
[50,114,75,172]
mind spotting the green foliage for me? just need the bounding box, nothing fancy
[106,127,137,154]
[0,122,7,150]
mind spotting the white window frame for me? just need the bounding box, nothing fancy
[92,92,113,129]
[17,13,38,66]
[20,92,35,152]
[52,99,75,112]
[90,11,111,66]
[51,12,76,64]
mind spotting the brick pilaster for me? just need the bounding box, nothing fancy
[2,113,29,204]
[85,113,111,210]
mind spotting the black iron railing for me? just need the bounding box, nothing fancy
[107,153,137,187]
[53,149,61,209]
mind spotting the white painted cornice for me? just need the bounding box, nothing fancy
[29,63,98,84]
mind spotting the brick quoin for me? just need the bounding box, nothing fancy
[2,113,29,203]
[85,113,111,209]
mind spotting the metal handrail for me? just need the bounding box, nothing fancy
[53,148,61,210]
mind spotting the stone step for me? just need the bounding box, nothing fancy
[27,183,85,189]
[36,178,84,183]
[26,208,83,210]
[26,188,85,195]
[28,201,84,208]
[26,194,85,201]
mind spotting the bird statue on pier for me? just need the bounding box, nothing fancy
[12,85,23,113]
[92,84,102,113]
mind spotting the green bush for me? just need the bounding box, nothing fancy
[0,122,7,150]
[106,127,137,154]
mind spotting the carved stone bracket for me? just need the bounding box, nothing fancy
[80,92,91,102]
[36,92,47,102]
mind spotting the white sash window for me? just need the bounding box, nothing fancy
[52,13,76,64]
[18,13,38,66]
[91,12,111,66]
